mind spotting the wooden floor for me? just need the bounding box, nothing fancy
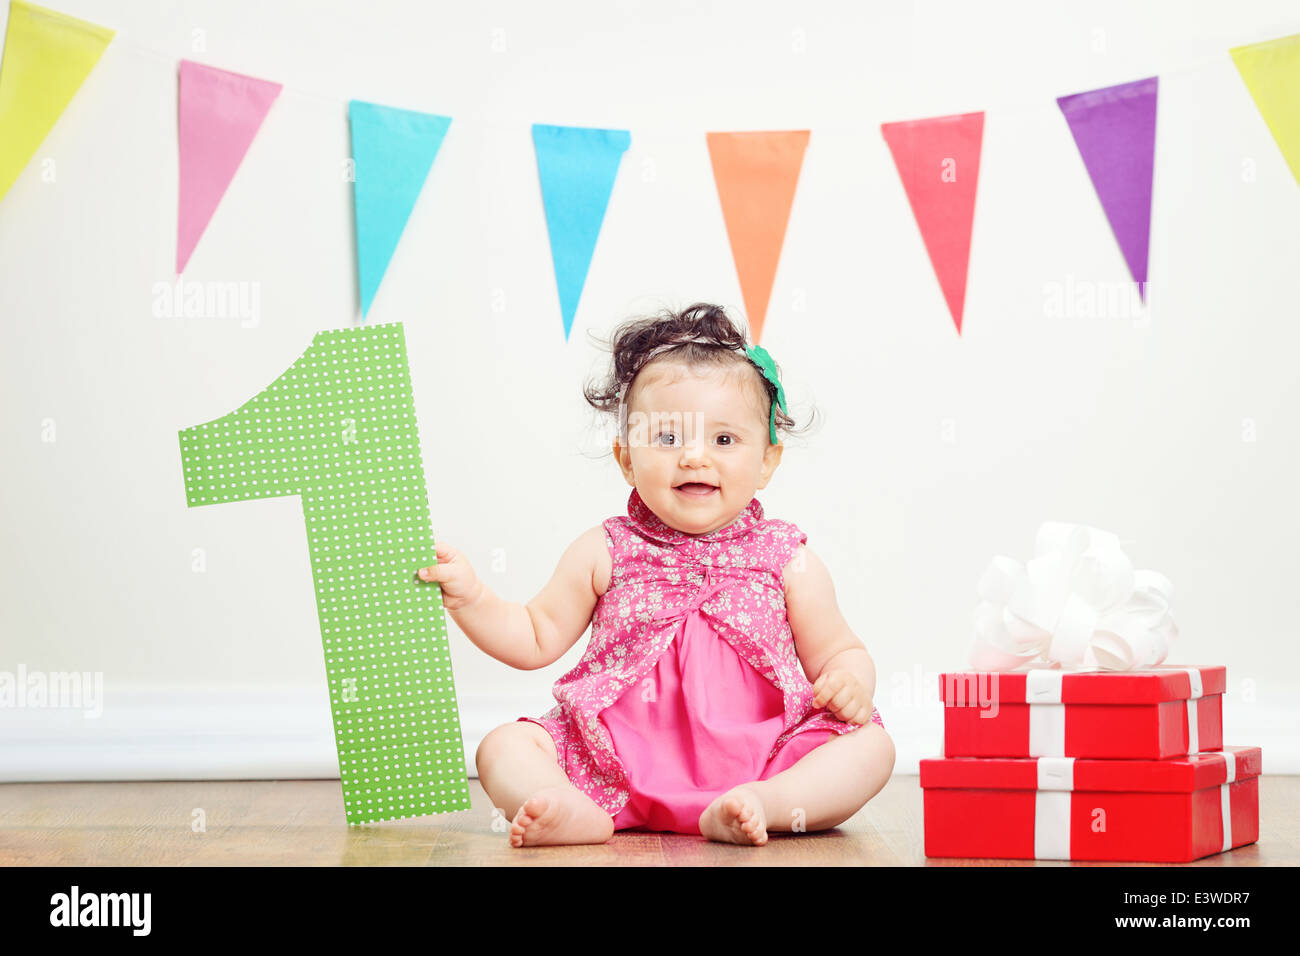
[0,774,1291,866]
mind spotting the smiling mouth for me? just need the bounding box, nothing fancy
[674,482,718,497]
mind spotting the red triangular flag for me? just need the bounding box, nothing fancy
[881,112,984,334]
[177,59,282,273]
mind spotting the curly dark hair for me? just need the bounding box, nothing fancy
[583,302,811,446]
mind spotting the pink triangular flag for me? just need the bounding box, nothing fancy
[177,59,282,273]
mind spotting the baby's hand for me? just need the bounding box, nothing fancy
[811,669,874,725]
[417,542,484,611]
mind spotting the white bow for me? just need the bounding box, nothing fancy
[969,522,1178,671]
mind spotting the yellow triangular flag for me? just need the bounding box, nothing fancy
[0,0,114,204]
[1231,33,1300,186]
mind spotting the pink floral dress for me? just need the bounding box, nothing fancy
[518,487,884,834]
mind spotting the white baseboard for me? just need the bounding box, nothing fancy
[1,685,1294,781]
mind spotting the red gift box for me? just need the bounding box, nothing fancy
[939,665,1225,758]
[920,745,1260,862]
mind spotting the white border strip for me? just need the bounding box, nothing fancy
[1,688,1290,780]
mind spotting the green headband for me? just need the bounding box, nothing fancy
[744,344,787,445]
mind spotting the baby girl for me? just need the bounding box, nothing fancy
[418,302,895,846]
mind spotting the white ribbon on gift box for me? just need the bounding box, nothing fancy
[1027,670,1066,757]
[1221,750,1236,853]
[1034,757,1074,859]
[970,522,1178,672]
[1186,667,1202,755]
[1023,666,1209,757]
[1032,750,1239,860]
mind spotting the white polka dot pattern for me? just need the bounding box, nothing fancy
[178,322,471,825]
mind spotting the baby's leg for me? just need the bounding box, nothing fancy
[476,721,615,847]
[699,723,895,845]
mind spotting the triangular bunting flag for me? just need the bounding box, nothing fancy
[532,124,630,340]
[349,101,451,319]
[881,112,984,335]
[1057,77,1158,303]
[1230,33,1300,187]
[177,59,282,274]
[0,0,114,205]
[705,130,810,345]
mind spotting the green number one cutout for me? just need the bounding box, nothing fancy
[178,322,471,825]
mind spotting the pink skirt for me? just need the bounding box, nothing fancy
[527,608,883,835]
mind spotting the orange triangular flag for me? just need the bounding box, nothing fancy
[706,130,810,344]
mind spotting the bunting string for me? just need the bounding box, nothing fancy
[105,29,1245,132]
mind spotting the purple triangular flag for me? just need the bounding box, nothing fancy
[1057,77,1157,302]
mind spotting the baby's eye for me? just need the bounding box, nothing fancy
[716,434,735,446]
[655,432,679,447]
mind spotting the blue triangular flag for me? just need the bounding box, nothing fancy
[349,101,452,319]
[532,124,630,339]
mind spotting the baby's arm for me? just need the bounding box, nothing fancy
[441,525,609,671]
[783,544,877,724]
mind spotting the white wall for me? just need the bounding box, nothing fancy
[2,0,1297,781]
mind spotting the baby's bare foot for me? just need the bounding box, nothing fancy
[509,786,614,847]
[699,785,768,846]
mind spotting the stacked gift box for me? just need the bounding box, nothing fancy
[920,665,1261,862]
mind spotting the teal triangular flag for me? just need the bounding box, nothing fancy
[349,101,452,319]
[532,124,630,339]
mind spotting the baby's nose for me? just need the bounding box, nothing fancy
[680,441,709,461]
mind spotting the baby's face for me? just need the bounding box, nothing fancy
[613,363,782,535]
